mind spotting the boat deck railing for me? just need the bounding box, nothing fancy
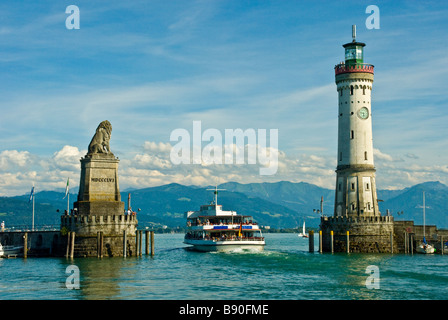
[187,221,258,227]
[185,235,265,242]
[1,224,60,232]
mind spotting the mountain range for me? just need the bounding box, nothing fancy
[1,181,447,230]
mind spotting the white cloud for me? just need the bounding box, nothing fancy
[142,141,172,153]
[373,148,394,162]
[52,145,85,171]
[0,146,84,196]
[0,139,447,197]
[0,150,31,170]
[133,154,172,169]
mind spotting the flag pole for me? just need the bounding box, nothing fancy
[64,178,70,215]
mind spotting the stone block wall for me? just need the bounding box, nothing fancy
[60,214,138,257]
[0,231,62,257]
[61,233,137,258]
[320,215,397,253]
[61,214,137,237]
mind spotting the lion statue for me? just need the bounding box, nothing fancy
[87,120,113,154]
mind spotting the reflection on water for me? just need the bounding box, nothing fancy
[70,258,138,299]
[0,233,447,300]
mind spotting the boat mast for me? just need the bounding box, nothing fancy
[32,183,35,231]
[207,186,226,209]
[423,191,426,239]
[320,196,323,214]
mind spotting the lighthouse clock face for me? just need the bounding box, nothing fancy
[358,107,369,119]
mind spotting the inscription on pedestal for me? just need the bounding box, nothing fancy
[91,177,115,182]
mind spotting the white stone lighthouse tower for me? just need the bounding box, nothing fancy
[334,25,379,218]
[320,27,395,253]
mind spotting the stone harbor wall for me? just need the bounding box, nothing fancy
[0,231,62,257]
[61,214,137,236]
[320,216,448,253]
[393,220,448,253]
[60,214,138,257]
[320,215,397,253]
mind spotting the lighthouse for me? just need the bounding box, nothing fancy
[319,26,395,253]
[334,25,379,218]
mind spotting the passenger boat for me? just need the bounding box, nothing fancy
[184,187,265,252]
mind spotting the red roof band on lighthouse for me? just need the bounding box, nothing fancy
[334,63,374,75]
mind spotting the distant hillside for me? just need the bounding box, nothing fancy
[121,183,305,229]
[378,181,448,229]
[219,181,334,216]
[0,181,447,229]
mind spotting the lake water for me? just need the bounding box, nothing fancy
[1,233,447,301]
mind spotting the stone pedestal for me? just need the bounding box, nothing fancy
[74,153,125,218]
[63,153,138,257]
[59,121,138,257]
[76,153,123,205]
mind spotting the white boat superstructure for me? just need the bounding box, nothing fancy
[0,243,23,257]
[184,187,265,252]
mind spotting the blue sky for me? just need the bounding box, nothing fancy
[0,1,447,196]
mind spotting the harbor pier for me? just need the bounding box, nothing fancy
[315,218,448,254]
[0,230,61,257]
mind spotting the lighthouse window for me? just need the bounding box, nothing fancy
[351,183,355,190]
[340,89,343,96]
[366,183,370,190]
[350,86,354,95]
[364,151,368,160]
[339,152,342,161]
[363,87,366,95]
[351,130,354,139]
[338,183,342,191]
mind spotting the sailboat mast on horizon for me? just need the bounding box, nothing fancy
[416,190,435,254]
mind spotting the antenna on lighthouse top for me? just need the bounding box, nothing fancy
[352,25,356,42]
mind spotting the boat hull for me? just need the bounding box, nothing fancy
[0,246,23,257]
[184,239,265,252]
[416,244,435,254]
